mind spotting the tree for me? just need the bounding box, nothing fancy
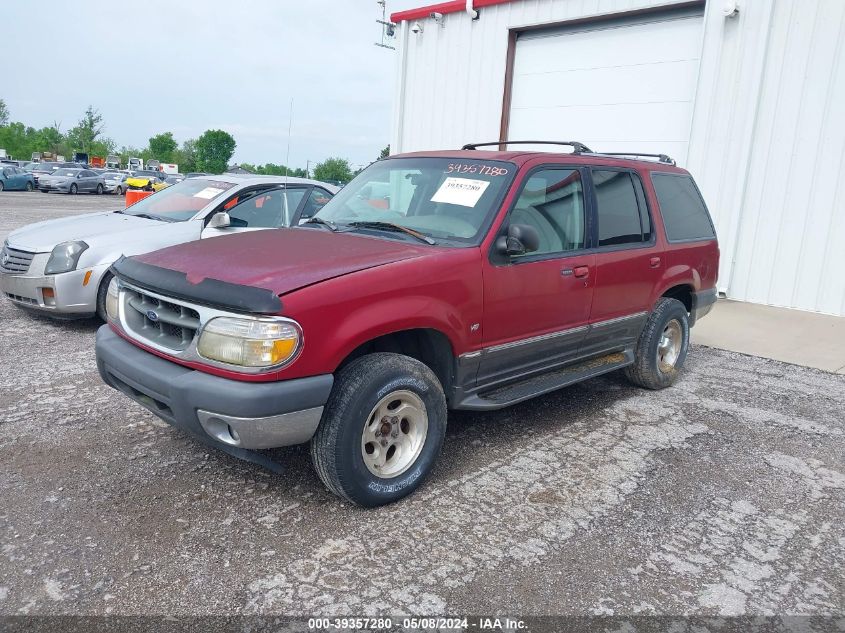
[379,145,390,160]
[148,132,177,162]
[66,106,104,154]
[195,129,236,174]
[0,99,9,127]
[313,157,353,184]
[172,138,198,173]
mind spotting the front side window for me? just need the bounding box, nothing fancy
[509,168,586,257]
[121,178,236,222]
[315,157,515,243]
[300,188,333,220]
[594,170,647,247]
[226,188,307,228]
[651,173,716,242]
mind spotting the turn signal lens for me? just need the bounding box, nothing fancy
[197,317,301,368]
[105,277,119,321]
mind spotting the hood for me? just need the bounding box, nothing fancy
[134,228,436,297]
[7,211,167,252]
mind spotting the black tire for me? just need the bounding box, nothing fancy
[95,272,113,322]
[0,181,4,192]
[116,186,123,195]
[69,183,78,194]
[624,297,690,390]
[96,183,103,195]
[310,353,447,507]
[25,182,33,192]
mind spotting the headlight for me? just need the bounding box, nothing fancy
[197,316,301,368]
[45,241,88,274]
[105,276,119,321]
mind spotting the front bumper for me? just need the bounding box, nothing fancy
[38,182,71,192]
[0,256,108,317]
[96,326,333,465]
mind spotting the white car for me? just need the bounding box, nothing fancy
[0,174,338,319]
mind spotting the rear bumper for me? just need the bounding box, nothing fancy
[690,288,717,326]
[95,326,333,455]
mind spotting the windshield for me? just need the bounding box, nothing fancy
[54,169,81,177]
[315,157,515,243]
[121,178,236,222]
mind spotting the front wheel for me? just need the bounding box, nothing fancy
[95,272,113,322]
[0,181,4,192]
[310,353,447,507]
[25,182,33,192]
[116,186,123,195]
[624,297,690,390]
[69,183,78,194]
[95,183,103,195]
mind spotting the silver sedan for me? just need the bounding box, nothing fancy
[0,175,338,319]
[38,168,106,194]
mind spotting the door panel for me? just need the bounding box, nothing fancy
[581,169,663,356]
[479,167,594,388]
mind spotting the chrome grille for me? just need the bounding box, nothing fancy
[123,287,201,351]
[0,245,35,274]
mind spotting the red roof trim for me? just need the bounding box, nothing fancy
[391,0,515,23]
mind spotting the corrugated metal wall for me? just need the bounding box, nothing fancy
[392,0,845,315]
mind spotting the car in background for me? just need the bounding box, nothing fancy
[102,171,130,195]
[0,166,36,192]
[28,162,61,186]
[185,172,208,179]
[0,175,339,319]
[126,170,168,192]
[38,168,105,194]
[164,174,185,186]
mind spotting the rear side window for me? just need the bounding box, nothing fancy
[651,173,715,241]
[593,170,647,247]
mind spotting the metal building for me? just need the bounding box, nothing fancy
[389,0,845,316]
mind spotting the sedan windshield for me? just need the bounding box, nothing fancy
[120,178,236,222]
[314,157,515,243]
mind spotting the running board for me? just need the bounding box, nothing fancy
[456,350,634,411]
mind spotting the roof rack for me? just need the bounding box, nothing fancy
[584,152,676,166]
[461,140,593,153]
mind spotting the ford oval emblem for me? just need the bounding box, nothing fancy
[146,310,160,322]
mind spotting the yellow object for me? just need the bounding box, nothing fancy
[82,270,92,286]
[126,177,169,192]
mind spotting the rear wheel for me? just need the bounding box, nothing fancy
[624,297,690,390]
[69,183,78,194]
[310,353,447,507]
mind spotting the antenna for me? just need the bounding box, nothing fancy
[375,0,396,50]
[283,98,293,224]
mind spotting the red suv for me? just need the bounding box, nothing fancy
[95,142,718,506]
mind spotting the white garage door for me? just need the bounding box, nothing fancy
[508,9,704,165]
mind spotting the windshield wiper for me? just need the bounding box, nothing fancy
[304,217,339,231]
[347,221,436,245]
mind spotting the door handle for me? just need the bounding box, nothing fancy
[573,266,590,278]
[649,256,662,268]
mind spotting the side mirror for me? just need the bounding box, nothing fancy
[207,211,231,229]
[496,223,541,257]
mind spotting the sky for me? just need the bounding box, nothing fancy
[3,0,421,169]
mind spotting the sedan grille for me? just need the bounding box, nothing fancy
[123,287,201,351]
[0,245,35,274]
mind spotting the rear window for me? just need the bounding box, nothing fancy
[651,173,716,242]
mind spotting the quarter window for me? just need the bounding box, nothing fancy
[594,170,646,247]
[651,173,716,241]
[509,168,585,257]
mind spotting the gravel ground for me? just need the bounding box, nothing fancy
[1,191,844,623]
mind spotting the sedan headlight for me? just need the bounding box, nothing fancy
[197,317,301,368]
[45,241,88,274]
[105,276,119,321]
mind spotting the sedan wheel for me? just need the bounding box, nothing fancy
[69,184,78,194]
[96,184,103,195]
[25,182,33,192]
[0,181,4,192]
